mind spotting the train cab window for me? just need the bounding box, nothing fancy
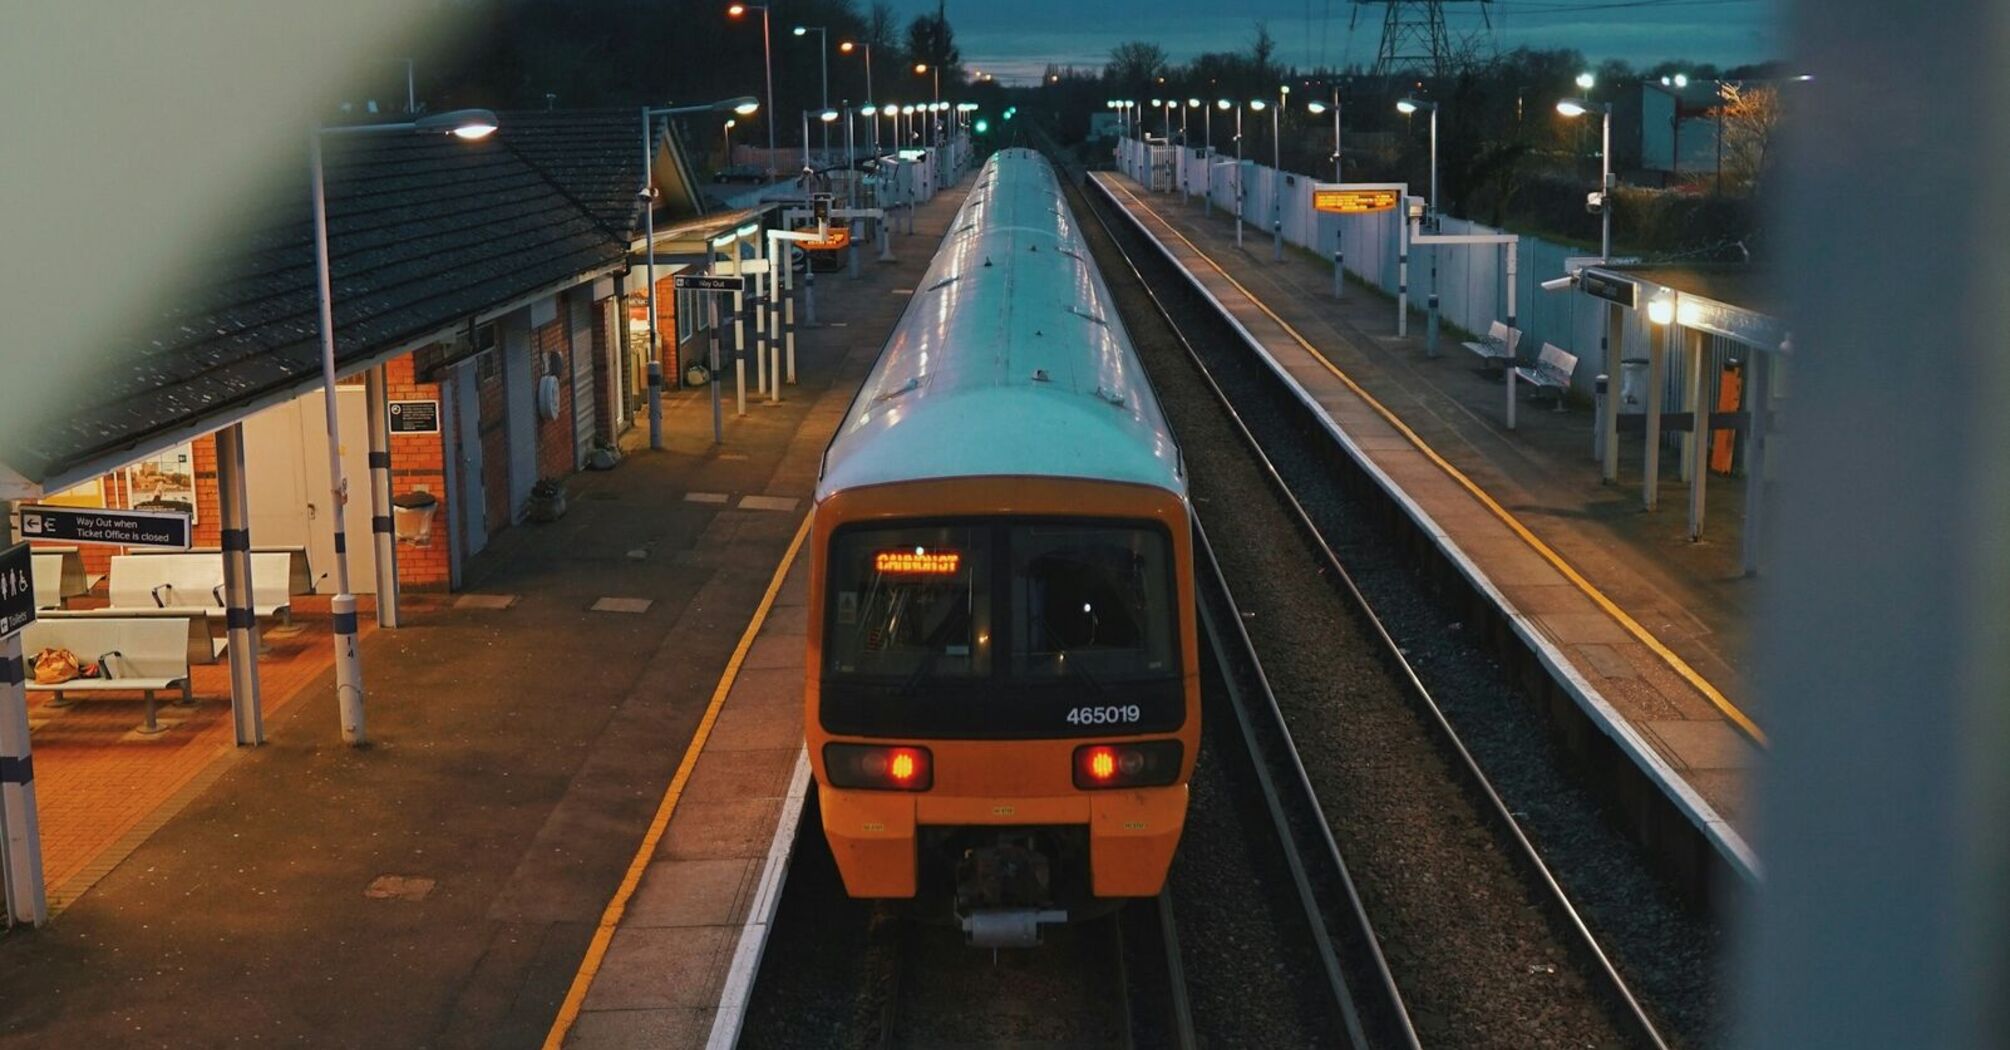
[1009,525,1175,682]
[827,526,992,679]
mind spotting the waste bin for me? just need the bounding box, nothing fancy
[392,491,439,546]
[1620,358,1650,408]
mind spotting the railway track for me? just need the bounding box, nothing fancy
[1056,141,1703,1048]
[738,797,1195,1048]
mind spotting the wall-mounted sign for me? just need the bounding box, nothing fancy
[1580,271,1641,309]
[674,274,747,294]
[16,505,191,550]
[388,400,440,434]
[0,543,33,639]
[126,443,197,523]
[1313,185,1401,214]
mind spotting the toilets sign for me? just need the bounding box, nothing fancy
[16,505,191,549]
[0,543,32,638]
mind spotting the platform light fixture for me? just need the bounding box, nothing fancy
[1396,98,1439,215]
[1647,290,1676,326]
[725,3,777,174]
[1576,71,1596,90]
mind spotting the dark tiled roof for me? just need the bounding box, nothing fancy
[11,121,630,485]
[497,108,646,238]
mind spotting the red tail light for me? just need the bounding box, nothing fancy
[1073,741,1182,790]
[825,743,933,791]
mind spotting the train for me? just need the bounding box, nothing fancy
[806,148,1199,948]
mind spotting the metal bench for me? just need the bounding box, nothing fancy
[130,544,315,595]
[37,607,221,665]
[29,547,91,609]
[1514,343,1580,411]
[1461,319,1522,367]
[21,617,193,734]
[108,552,293,623]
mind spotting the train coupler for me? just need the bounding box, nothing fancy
[961,908,1070,948]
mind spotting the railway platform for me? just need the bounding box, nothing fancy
[1091,171,1760,878]
[0,180,972,1046]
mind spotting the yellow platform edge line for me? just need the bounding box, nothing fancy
[541,513,815,1049]
[1102,175,1767,748]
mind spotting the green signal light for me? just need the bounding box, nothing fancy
[975,119,990,133]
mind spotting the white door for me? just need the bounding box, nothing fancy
[501,314,536,519]
[570,295,596,467]
[241,389,376,594]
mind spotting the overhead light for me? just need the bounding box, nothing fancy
[416,109,501,139]
[1673,73,1689,88]
[1576,72,1595,90]
[1396,98,1420,114]
[1187,97,1201,107]
[861,104,878,116]
[1556,99,1589,118]
[791,25,807,35]
[728,97,761,115]
[1306,100,1328,114]
[819,109,839,122]
[1248,99,1266,111]
[1216,99,1232,110]
[1647,291,1676,326]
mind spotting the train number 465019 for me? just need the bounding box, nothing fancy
[1065,705,1142,726]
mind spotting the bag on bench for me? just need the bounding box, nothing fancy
[31,647,106,685]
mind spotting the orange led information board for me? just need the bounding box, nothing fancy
[1313,188,1400,214]
[796,224,852,251]
[874,549,962,575]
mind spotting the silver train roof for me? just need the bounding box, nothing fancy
[817,149,1184,502]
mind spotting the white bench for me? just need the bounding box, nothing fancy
[108,553,293,623]
[21,617,192,734]
[1461,320,1523,367]
[130,545,315,595]
[37,608,221,665]
[1514,343,1580,411]
[30,548,91,609]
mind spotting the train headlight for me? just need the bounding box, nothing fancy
[1073,741,1183,790]
[825,743,934,791]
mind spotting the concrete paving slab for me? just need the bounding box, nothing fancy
[737,495,799,512]
[683,747,798,804]
[683,492,730,504]
[1533,611,1637,646]
[656,798,785,860]
[741,631,803,670]
[1576,642,1637,680]
[591,597,655,614]
[625,858,758,929]
[568,1007,714,1049]
[455,592,520,609]
[582,925,734,1011]
[1644,719,1763,770]
[705,701,805,752]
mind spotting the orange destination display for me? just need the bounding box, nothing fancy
[873,548,962,575]
[1313,187,1400,214]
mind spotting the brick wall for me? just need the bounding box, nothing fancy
[383,355,450,589]
[592,297,618,441]
[534,315,574,483]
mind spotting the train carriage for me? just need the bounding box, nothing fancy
[808,149,1199,947]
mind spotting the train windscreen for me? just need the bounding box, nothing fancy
[824,520,1175,684]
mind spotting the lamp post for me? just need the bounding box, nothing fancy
[1234,100,1250,247]
[310,108,499,746]
[643,97,760,454]
[840,40,874,110]
[1307,90,1340,182]
[793,25,831,160]
[1206,99,1224,216]
[1656,72,1690,181]
[726,4,776,176]
[1556,98,1613,262]
[723,117,737,166]
[915,62,940,107]
[1395,97,1438,216]
[1397,97,1440,352]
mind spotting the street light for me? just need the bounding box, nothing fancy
[1307,93,1340,182]
[641,96,760,452]
[1576,71,1596,90]
[1269,86,1285,260]
[723,117,737,165]
[1396,97,1439,216]
[308,108,498,746]
[792,25,831,160]
[839,40,874,118]
[726,4,776,176]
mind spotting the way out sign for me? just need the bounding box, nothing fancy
[16,504,191,549]
[1313,183,1402,214]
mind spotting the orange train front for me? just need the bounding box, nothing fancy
[807,149,1199,947]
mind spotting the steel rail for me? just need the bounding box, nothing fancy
[1073,156,1673,1050]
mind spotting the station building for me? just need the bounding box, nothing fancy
[0,107,777,924]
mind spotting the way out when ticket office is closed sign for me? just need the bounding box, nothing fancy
[0,543,33,639]
[17,505,190,549]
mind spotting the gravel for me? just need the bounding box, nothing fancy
[1070,168,1721,1048]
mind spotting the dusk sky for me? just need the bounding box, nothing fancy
[885,0,1783,83]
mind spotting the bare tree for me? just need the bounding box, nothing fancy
[1106,40,1170,92]
[1718,82,1781,194]
[1250,22,1277,81]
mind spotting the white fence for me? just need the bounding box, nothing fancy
[1115,138,1734,405]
